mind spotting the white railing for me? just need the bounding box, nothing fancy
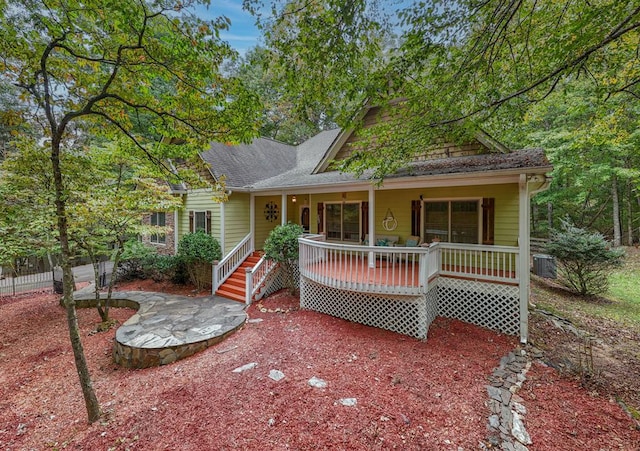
[432,242,519,284]
[298,238,520,294]
[298,237,431,295]
[213,233,253,291]
[245,256,278,305]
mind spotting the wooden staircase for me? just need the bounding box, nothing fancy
[214,252,262,303]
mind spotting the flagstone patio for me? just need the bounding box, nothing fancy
[74,290,247,368]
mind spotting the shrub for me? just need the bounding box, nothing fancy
[117,239,158,281]
[177,231,221,290]
[263,223,303,294]
[545,220,625,296]
[117,240,183,283]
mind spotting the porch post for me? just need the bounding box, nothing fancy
[368,186,375,268]
[281,193,287,226]
[250,193,255,250]
[518,174,530,343]
[173,209,179,255]
[220,201,226,256]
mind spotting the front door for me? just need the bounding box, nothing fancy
[301,206,310,232]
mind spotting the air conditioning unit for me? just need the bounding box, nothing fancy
[533,254,557,279]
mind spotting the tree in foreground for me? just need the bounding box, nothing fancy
[263,223,304,295]
[545,220,625,296]
[1,0,258,422]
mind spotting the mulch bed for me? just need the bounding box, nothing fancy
[1,282,638,450]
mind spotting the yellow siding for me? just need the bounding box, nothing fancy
[177,190,221,243]
[309,185,519,246]
[224,193,250,254]
[376,185,519,246]
[254,195,283,249]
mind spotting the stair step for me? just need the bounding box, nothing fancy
[225,278,245,289]
[215,289,245,303]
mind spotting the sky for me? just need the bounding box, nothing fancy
[194,0,261,55]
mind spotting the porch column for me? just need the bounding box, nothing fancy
[281,193,287,226]
[173,209,179,255]
[368,186,375,268]
[220,201,226,255]
[250,193,255,251]
[518,174,530,343]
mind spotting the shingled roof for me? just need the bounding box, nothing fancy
[199,130,550,191]
[201,138,297,188]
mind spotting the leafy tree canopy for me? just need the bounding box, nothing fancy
[249,0,640,178]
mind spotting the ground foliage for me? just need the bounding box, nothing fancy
[0,280,638,449]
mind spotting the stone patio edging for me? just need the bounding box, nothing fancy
[73,288,247,369]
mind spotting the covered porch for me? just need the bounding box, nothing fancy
[298,236,522,340]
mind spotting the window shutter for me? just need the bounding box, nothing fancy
[482,198,495,245]
[317,203,324,233]
[361,201,369,242]
[411,200,421,236]
[206,210,212,234]
[189,211,194,233]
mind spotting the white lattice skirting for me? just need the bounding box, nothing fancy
[300,276,438,339]
[299,276,519,339]
[436,277,519,336]
[259,265,300,301]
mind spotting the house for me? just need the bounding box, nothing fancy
[151,106,552,343]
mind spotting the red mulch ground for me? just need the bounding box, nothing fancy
[1,282,639,450]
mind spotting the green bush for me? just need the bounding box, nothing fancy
[117,239,184,283]
[263,223,303,294]
[177,231,221,290]
[117,239,158,281]
[545,220,625,296]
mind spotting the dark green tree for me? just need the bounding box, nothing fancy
[545,220,625,296]
[263,223,304,294]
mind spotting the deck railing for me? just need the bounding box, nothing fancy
[433,242,519,284]
[298,238,520,294]
[298,237,431,295]
[213,233,253,291]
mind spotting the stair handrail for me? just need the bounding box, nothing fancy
[245,256,278,305]
[213,233,253,291]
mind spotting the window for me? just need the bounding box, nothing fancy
[150,212,166,244]
[189,210,211,233]
[424,200,479,244]
[325,202,360,242]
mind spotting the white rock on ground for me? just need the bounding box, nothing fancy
[308,376,327,388]
[268,369,285,381]
[232,362,258,373]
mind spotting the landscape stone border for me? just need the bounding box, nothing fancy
[74,289,247,369]
[483,346,541,450]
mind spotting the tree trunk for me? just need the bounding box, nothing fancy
[91,255,107,322]
[627,181,633,246]
[547,202,553,234]
[612,174,621,247]
[51,137,101,423]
